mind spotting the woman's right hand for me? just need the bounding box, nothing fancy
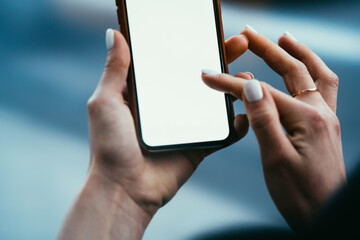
[201,26,347,232]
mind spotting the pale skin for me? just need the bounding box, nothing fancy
[57,31,251,240]
[202,27,346,232]
[58,27,346,239]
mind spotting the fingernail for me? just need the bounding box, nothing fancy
[245,24,258,33]
[244,80,263,103]
[284,31,297,41]
[245,72,254,79]
[106,28,114,50]
[202,69,220,76]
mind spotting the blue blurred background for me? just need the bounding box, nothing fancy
[1,0,360,239]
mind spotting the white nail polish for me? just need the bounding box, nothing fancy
[106,28,114,50]
[245,24,258,33]
[284,31,297,41]
[244,80,263,103]
[202,69,220,76]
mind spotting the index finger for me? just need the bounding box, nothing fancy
[225,34,249,64]
[241,26,317,98]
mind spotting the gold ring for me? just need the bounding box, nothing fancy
[292,88,320,97]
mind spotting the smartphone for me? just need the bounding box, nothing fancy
[116,0,234,151]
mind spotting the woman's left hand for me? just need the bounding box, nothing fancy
[58,30,251,240]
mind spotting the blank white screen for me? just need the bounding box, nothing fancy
[126,0,230,147]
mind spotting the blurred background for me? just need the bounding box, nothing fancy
[1,0,360,239]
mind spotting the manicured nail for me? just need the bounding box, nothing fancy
[284,31,297,41]
[106,28,114,50]
[245,72,254,79]
[244,80,263,103]
[245,24,258,33]
[202,69,220,76]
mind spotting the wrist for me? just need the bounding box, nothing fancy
[89,156,165,217]
[83,169,153,239]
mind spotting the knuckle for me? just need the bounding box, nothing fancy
[306,107,340,134]
[307,108,328,131]
[87,96,101,115]
[282,61,306,80]
[104,60,120,74]
[293,61,308,75]
[250,108,276,131]
[327,72,340,88]
[87,93,112,115]
[288,61,299,72]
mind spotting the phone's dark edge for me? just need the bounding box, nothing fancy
[116,0,235,152]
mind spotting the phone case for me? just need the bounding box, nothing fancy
[115,0,235,152]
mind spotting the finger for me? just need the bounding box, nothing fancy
[202,70,303,117]
[202,70,311,135]
[242,80,297,166]
[202,67,313,135]
[204,114,249,157]
[233,114,250,140]
[229,72,254,102]
[99,29,131,95]
[264,82,313,134]
[278,33,339,112]
[225,34,249,64]
[229,95,237,103]
[201,71,249,100]
[235,72,254,80]
[241,25,318,98]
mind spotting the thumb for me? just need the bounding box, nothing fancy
[243,80,293,165]
[100,28,131,94]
